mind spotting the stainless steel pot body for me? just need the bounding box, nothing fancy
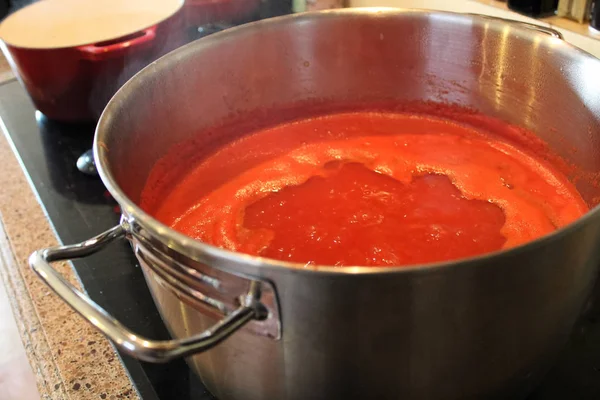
[30,9,600,400]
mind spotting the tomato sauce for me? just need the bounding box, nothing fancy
[143,112,588,267]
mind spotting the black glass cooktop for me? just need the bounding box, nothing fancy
[2,49,600,400]
[0,78,215,399]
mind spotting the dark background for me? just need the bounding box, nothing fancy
[8,0,31,13]
[2,0,32,18]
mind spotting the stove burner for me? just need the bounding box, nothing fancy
[76,148,98,176]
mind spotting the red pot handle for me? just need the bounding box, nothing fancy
[77,26,157,61]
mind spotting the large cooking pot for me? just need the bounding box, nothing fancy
[0,0,186,122]
[29,9,600,400]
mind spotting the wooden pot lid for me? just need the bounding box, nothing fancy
[0,0,184,49]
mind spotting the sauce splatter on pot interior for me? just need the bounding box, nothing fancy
[141,111,588,267]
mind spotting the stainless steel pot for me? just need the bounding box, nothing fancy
[29,9,600,400]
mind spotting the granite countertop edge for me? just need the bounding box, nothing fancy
[0,119,140,400]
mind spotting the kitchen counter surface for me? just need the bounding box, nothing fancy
[0,92,140,399]
[0,14,138,400]
[1,1,600,399]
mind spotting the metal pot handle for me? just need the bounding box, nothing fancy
[28,225,262,363]
[468,13,564,40]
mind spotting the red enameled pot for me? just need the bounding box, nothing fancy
[0,0,186,122]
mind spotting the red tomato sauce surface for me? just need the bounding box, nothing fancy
[143,112,588,267]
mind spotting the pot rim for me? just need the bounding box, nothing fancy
[95,7,600,276]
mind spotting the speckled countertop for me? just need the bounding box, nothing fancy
[0,63,139,399]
